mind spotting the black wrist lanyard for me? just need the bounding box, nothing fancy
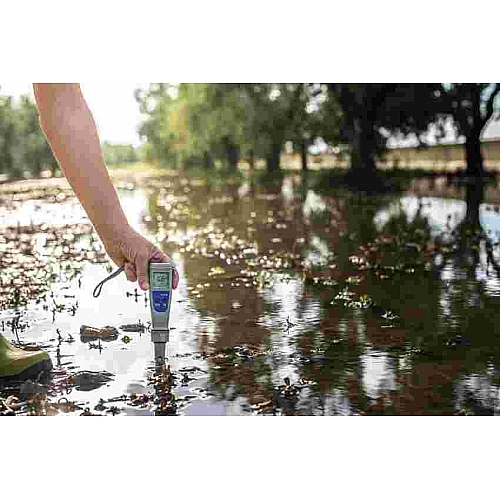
[92,266,125,298]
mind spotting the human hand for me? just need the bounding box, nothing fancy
[101,226,179,291]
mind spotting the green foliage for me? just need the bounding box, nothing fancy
[136,82,500,177]
[136,83,323,172]
[225,83,323,170]
[0,95,19,177]
[325,84,443,171]
[134,84,183,167]
[0,90,58,179]
[102,142,140,165]
[135,83,250,169]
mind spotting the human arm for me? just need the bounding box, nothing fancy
[33,83,178,290]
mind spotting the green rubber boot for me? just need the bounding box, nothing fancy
[0,334,53,381]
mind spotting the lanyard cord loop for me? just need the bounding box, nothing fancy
[92,266,125,298]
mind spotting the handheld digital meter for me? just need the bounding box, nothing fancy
[93,260,175,368]
[148,261,174,366]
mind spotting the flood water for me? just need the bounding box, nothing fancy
[2,169,500,415]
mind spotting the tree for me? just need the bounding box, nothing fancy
[182,84,250,172]
[135,84,247,170]
[136,83,318,173]
[233,83,318,172]
[289,83,324,171]
[0,95,21,178]
[17,95,58,177]
[438,84,500,177]
[135,84,180,167]
[0,92,58,179]
[326,84,396,174]
[102,142,140,165]
[325,84,443,178]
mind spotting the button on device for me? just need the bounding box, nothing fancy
[152,291,170,313]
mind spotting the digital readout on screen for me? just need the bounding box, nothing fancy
[151,271,171,290]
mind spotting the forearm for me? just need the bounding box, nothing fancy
[33,83,130,242]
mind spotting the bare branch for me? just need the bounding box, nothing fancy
[483,83,500,126]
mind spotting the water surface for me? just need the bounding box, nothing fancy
[2,170,500,415]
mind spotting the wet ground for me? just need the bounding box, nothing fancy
[2,168,500,415]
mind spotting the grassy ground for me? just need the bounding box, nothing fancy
[2,161,499,194]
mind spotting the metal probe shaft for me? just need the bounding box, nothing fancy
[151,329,169,369]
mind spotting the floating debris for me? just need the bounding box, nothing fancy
[65,371,114,391]
[119,322,145,333]
[0,395,24,415]
[208,266,226,277]
[81,407,101,416]
[381,310,399,321]
[88,339,104,351]
[94,399,108,411]
[129,393,151,406]
[48,397,83,413]
[285,317,296,331]
[106,405,121,416]
[148,364,177,416]
[252,399,275,415]
[80,325,119,340]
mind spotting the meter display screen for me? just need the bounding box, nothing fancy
[151,271,171,290]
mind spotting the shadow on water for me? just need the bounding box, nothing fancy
[3,170,500,415]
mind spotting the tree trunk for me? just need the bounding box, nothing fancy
[349,117,377,175]
[226,142,239,173]
[203,151,214,170]
[300,138,308,171]
[266,142,282,172]
[465,133,484,177]
[248,149,255,172]
[464,181,483,226]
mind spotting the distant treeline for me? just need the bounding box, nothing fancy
[2,85,499,182]
[0,94,59,179]
[102,142,140,165]
[135,84,500,178]
[0,91,141,181]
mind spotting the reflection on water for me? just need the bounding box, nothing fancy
[3,171,500,415]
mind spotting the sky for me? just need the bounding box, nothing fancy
[0,83,146,146]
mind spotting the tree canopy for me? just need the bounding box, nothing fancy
[135,83,324,172]
[436,84,500,175]
[0,92,58,180]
